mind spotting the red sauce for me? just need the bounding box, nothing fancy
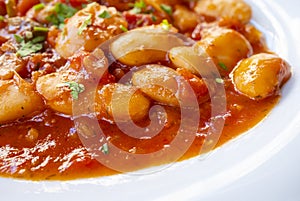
[0,89,279,180]
[0,0,287,181]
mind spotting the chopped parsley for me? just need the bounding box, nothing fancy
[77,14,92,35]
[130,0,146,14]
[218,62,228,71]
[14,34,23,43]
[151,15,157,22]
[33,26,49,32]
[46,3,77,29]
[100,143,109,154]
[31,36,45,43]
[160,19,171,31]
[33,3,45,11]
[14,34,46,57]
[64,81,85,100]
[81,4,88,8]
[17,41,44,57]
[215,78,224,84]
[120,24,128,32]
[98,10,111,19]
[160,4,172,15]
[136,19,144,26]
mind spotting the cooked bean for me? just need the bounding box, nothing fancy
[168,45,216,78]
[194,0,252,24]
[110,26,184,66]
[132,64,200,107]
[35,70,79,115]
[0,75,44,124]
[0,53,25,80]
[230,53,291,99]
[173,5,199,32]
[199,27,253,76]
[55,3,127,58]
[96,83,151,122]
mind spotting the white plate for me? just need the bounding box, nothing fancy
[2,0,300,200]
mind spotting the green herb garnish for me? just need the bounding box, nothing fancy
[14,34,23,43]
[160,4,172,15]
[120,24,128,32]
[17,39,45,57]
[100,143,109,154]
[151,15,157,22]
[78,14,92,35]
[33,26,49,32]
[136,19,144,26]
[33,3,45,11]
[218,62,228,71]
[65,81,85,100]
[46,3,77,29]
[98,10,111,19]
[130,0,146,14]
[14,34,46,57]
[160,19,171,31]
[0,15,4,21]
[134,0,146,9]
[31,36,46,43]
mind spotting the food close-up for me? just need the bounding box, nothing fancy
[0,0,292,181]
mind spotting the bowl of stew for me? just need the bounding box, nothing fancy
[0,0,299,200]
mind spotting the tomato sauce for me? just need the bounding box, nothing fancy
[0,0,289,181]
[0,89,279,180]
